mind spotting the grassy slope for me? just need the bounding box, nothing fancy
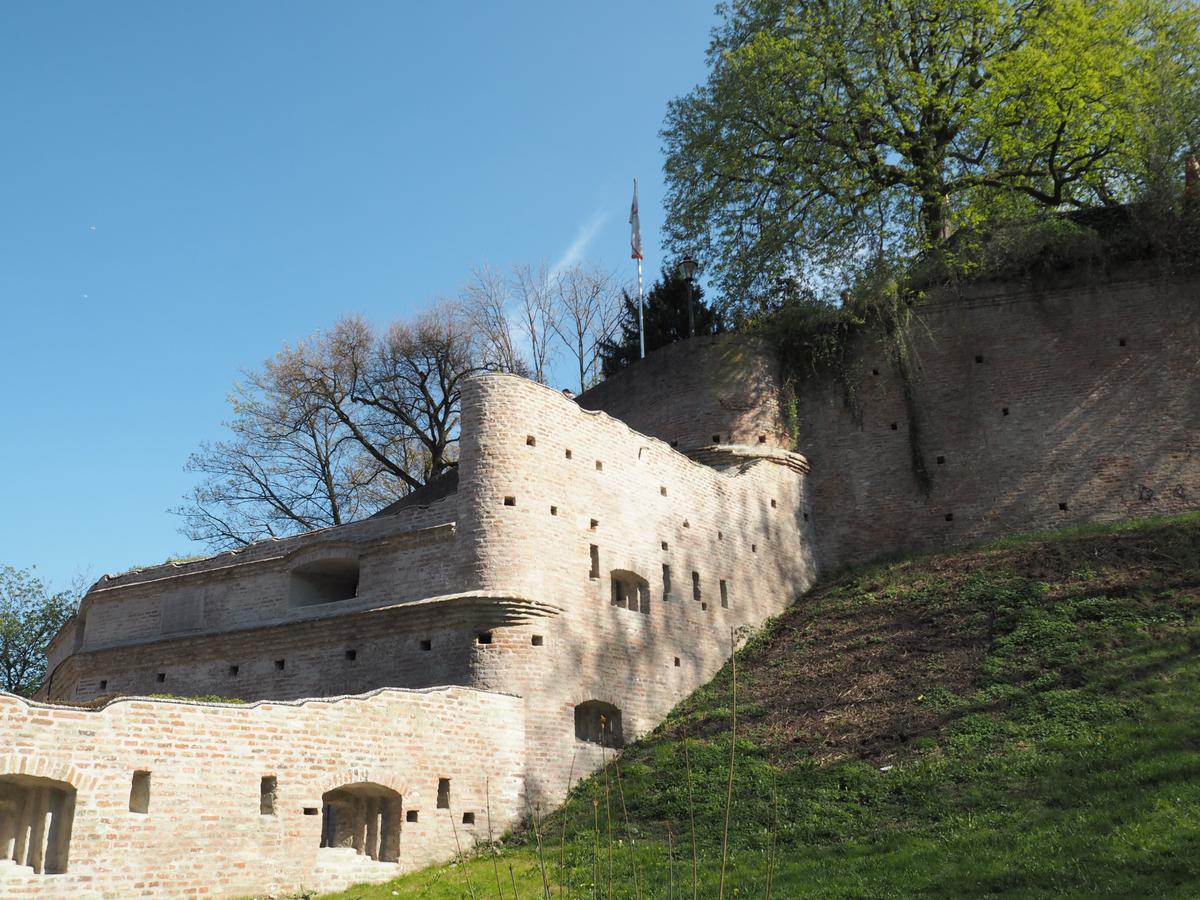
[324,514,1200,899]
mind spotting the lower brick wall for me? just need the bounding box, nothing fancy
[0,687,525,898]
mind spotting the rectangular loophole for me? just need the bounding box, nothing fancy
[531,634,544,646]
[674,657,681,667]
[344,649,357,661]
[660,486,668,496]
[303,807,319,816]
[260,776,277,815]
[503,496,516,506]
[437,779,450,809]
[156,672,166,683]
[228,665,239,677]
[462,812,476,825]
[477,632,493,645]
[662,564,672,598]
[274,659,285,670]
[590,518,599,530]
[565,449,572,459]
[420,639,432,651]
[589,545,600,579]
[661,541,668,551]
[550,505,558,516]
[595,460,603,471]
[526,435,536,446]
[129,770,151,814]
[99,679,108,690]
[720,580,729,608]
[692,571,701,602]
[406,810,419,822]
[1059,502,1069,511]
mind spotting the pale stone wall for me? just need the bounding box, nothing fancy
[0,687,524,898]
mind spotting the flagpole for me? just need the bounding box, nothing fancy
[637,256,644,359]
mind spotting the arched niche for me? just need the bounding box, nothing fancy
[319,782,401,863]
[610,570,650,614]
[0,773,76,874]
[574,700,624,747]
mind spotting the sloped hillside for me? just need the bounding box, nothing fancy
[326,513,1200,898]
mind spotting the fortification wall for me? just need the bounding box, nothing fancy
[576,334,790,450]
[796,274,1200,567]
[457,375,816,801]
[0,687,524,898]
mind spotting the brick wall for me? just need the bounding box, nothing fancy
[0,687,524,897]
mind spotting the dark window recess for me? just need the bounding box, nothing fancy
[718,531,724,541]
[550,505,558,516]
[674,657,681,667]
[1002,407,1010,416]
[420,639,432,651]
[129,771,151,814]
[590,545,600,579]
[526,435,536,446]
[936,455,946,464]
[320,784,401,861]
[1119,337,1127,347]
[751,543,757,553]
[770,499,777,508]
[975,355,984,363]
[1059,502,1069,511]
[406,810,419,822]
[260,777,277,815]
[611,571,650,613]
[595,460,603,471]
[758,434,767,443]
[670,440,679,448]
[660,486,668,496]
[303,807,319,816]
[344,649,357,661]
[701,602,708,611]
[437,779,450,809]
[99,679,108,690]
[565,448,572,459]
[531,635,544,647]
[803,512,809,521]
[574,700,623,747]
[590,518,599,530]
[945,513,954,522]
[692,571,701,602]
[682,519,690,529]
[274,659,285,670]
[155,672,165,683]
[477,632,493,645]
[228,665,239,677]
[662,564,672,597]
[720,580,729,609]
[462,812,476,825]
[661,541,669,551]
[890,422,898,431]
[872,368,880,376]
[503,496,515,506]
[288,557,360,608]
[711,434,721,443]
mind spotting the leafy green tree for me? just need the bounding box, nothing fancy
[663,0,1200,308]
[0,566,74,697]
[599,267,726,377]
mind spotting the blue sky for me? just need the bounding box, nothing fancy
[0,1,718,590]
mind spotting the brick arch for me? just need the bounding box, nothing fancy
[0,754,97,792]
[316,767,411,800]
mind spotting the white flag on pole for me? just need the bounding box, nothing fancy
[629,178,644,261]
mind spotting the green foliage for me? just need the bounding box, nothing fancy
[663,0,1200,311]
[598,266,725,377]
[331,514,1200,897]
[0,566,74,697]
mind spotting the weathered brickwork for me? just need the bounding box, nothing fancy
[0,688,524,897]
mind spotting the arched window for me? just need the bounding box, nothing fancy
[319,782,402,863]
[0,774,76,874]
[289,557,360,608]
[610,570,649,614]
[574,700,624,747]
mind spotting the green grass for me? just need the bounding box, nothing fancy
[323,513,1200,898]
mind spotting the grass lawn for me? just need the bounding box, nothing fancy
[322,513,1200,898]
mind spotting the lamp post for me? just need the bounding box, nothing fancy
[676,255,699,338]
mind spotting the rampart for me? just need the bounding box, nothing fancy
[0,687,524,897]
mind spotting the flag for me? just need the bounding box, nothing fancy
[629,178,644,261]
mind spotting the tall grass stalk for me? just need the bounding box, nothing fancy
[683,731,698,900]
[448,798,478,900]
[611,746,641,899]
[559,752,578,900]
[486,777,503,900]
[718,627,738,900]
[525,792,551,900]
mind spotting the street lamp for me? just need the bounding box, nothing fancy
[675,255,699,338]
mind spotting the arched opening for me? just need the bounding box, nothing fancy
[0,774,76,874]
[574,700,624,747]
[289,558,360,608]
[610,570,650,614]
[319,782,401,863]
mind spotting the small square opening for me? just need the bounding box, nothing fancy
[228,665,239,677]
[99,679,108,690]
[674,657,681,667]
[975,355,983,363]
[344,649,357,661]
[770,499,777,508]
[503,496,516,506]
[660,486,667,496]
[526,435,537,446]
[406,810,419,823]
[129,770,151,814]
[303,807,319,816]
[1119,337,1127,347]
[462,812,476,825]
[751,543,757,553]
[872,368,880,376]
[945,513,954,522]
[661,541,669,551]
[1059,502,1069,511]
[1002,407,1010,416]
[420,639,432,651]
[156,672,165,683]
[531,635,544,646]
[477,632,493,645]
[550,505,558,516]
[565,449,572,459]
[260,776,277,815]
[758,434,766,443]
[590,518,599,530]
[595,460,603,471]
[711,434,721,443]
[890,422,898,431]
[274,659,285,670]
[936,455,946,464]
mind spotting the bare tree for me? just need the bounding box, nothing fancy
[460,264,527,376]
[175,302,480,549]
[550,263,622,393]
[511,261,558,384]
